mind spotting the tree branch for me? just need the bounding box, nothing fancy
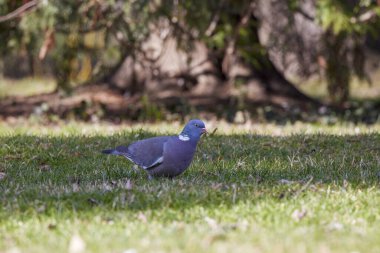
[222,1,256,74]
[0,0,39,23]
[204,0,226,37]
[350,9,378,24]
[295,7,315,21]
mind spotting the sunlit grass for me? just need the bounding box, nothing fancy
[1,119,380,136]
[0,77,56,97]
[0,121,380,253]
[294,70,380,101]
[1,70,379,102]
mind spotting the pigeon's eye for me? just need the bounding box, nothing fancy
[194,123,199,127]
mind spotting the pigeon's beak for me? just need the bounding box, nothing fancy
[201,128,207,134]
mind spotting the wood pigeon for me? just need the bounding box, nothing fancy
[102,119,207,178]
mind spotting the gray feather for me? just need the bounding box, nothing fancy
[118,136,170,170]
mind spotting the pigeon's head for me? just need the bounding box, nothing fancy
[180,119,207,141]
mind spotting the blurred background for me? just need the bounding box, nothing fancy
[0,0,380,124]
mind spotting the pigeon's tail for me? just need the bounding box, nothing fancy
[101,149,118,155]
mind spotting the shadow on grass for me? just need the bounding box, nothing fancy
[0,132,379,215]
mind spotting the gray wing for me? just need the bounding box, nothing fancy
[116,136,172,170]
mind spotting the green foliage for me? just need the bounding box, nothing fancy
[170,0,270,71]
[0,1,23,54]
[139,95,164,122]
[1,0,155,90]
[318,0,352,34]
[1,0,380,105]
[317,0,380,34]
[316,0,380,104]
[287,0,300,11]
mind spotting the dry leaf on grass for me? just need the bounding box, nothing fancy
[137,212,147,223]
[205,217,219,230]
[0,172,6,180]
[291,208,308,221]
[68,234,86,253]
[125,179,133,190]
[278,179,297,185]
[39,164,52,171]
[123,249,137,253]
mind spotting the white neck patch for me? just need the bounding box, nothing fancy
[179,134,190,141]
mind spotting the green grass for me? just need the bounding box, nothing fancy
[1,121,380,253]
[294,72,380,102]
[0,77,56,97]
[1,71,379,101]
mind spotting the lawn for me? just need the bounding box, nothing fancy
[0,121,380,253]
[0,78,56,98]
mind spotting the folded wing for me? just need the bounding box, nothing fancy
[113,136,171,170]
